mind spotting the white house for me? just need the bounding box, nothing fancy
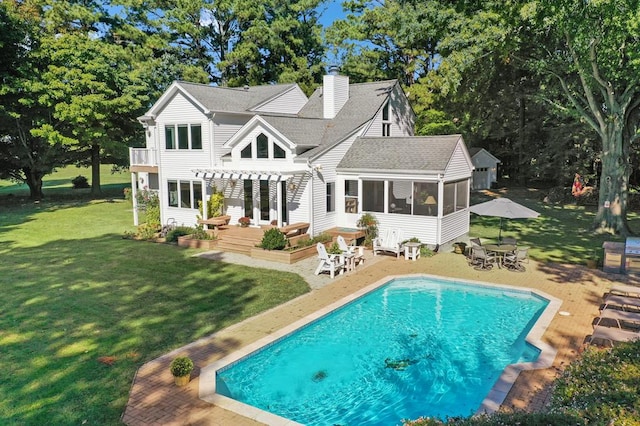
[469,147,500,190]
[129,69,473,246]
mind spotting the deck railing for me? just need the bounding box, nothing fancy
[129,148,158,166]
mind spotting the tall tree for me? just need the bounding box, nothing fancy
[0,1,71,199]
[522,0,640,234]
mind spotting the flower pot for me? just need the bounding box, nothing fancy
[174,374,190,387]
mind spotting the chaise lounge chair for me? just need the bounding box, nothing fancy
[373,229,403,258]
[587,325,640,347]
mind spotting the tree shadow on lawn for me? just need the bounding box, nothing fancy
[0,234,309,424]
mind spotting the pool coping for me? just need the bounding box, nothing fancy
[199,274,561,425]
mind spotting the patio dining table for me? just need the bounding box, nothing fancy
[484,244,516,268]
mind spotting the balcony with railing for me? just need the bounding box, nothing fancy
[129,148,158,172]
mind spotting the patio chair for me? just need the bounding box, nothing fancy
[314,243,345,278]
[373,229,403,258]
[503,246,529,272]
[337,235,365,268]
[469,246,497,270]
[501,237,517,246]
[470,237,482,247]
[337,235,355,254]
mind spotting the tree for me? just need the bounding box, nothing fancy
[0,1,72,199]
[522,0,640,235]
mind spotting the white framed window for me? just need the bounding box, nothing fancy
[345,180,358,213]
[167,179,201,209]
[165,124,202,150]
[239,133,288,160]
[382,103,391,137]
[326,182,335,212]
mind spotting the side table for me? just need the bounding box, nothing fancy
[404,242,421,261]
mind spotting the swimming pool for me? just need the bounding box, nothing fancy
[200,275,560,425]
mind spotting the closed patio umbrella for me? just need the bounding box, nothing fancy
[468,197,540,241]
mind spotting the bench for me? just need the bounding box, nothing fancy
[197,215,231,229]
[279,222,310,237]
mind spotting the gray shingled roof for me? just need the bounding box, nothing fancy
[337,135,463,173]
[177,81,298,113]
[260,80,398,155]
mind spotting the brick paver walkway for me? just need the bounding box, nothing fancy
[121,252,639,425]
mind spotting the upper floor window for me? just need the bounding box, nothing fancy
[382,103,391,137]
[239,132,287,160]
[257,133,269,158]
[165,124,202,150]
[241,144,252,158]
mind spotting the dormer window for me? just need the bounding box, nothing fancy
[382,103,391,137]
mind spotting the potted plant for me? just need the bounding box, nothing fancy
[453,242,467,255]
[170,356,194,387]
[238,216,251,227]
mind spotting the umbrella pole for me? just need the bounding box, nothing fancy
[498,218,503,242]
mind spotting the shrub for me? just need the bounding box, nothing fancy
[169,356,194,377]
[191,225,214,240]
[165,226,194,242]
[357,213,378,247]
[550,340,640,423]
[135,222,160,240]
[198,190,224,219]
[71,175,89,189]
[327,242,342,254]
[260,228,287,250]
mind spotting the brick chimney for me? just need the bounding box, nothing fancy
[323,65,349,119]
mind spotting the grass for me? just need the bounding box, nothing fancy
[0,169,309,424]
[468,187,640,264]
[0,164,129,200]
[2,169,638,424]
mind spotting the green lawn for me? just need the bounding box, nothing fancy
[468,188,639,264]
[0,169,309,424]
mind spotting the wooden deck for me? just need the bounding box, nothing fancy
[212,225,273,255]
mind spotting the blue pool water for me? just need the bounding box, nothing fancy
[216,277,548,425]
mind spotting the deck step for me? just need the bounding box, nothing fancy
[216,234,261,255]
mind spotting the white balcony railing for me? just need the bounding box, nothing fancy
[129,148,158,166]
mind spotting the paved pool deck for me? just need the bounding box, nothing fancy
[121,250,639,426]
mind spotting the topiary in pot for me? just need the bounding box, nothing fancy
[170,356,194,386]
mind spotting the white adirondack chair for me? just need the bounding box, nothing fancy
[373,229,403,258]
[314,243,345,278]
[337,235,365,268]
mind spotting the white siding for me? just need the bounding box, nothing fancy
[311,133,361,234]
[376,215,439,245]
[363,86,414,138]
[444,143,473,181]
[253,86,308,114]
[440,210,470,244]
[211,113,250,165]
[154,93,213,227]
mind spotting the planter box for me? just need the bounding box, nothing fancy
[250,244,319,264]
[177,235,219,250]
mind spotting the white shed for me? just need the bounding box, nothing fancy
[469,148,500,190]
